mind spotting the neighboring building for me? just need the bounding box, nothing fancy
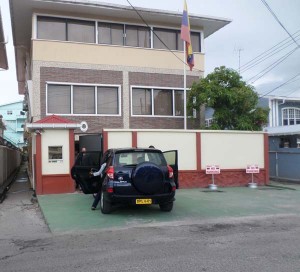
[0,7,8,70]
[264,95,300,182]
[0,101,27,148]
[0,114,5,137]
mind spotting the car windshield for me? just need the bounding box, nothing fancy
[114,151,166,167]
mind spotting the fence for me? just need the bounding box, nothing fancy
[0,146,22,193]
[269,149,300,182]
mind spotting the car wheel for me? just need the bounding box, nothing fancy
[132,162,164,194]
[159,202,173,212]
[100,190,112,214]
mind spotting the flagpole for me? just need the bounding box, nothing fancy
[183,41,187,130]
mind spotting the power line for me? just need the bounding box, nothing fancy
[261,0,300,48]
[246,46,299,84]
[259,72,300,98]
[125,0,202,72]
[240,32,300,73]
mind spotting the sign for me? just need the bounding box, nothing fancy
[246,165,260,174]
[206,165,220,175]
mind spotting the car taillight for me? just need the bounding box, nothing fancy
[172,186,176,191]
[107,187,114,193]
[106,166,114,179]
[167,165,174,179]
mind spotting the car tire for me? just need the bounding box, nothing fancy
[132,162,164,194]
[100,190,112,214]
[159,201,173,212]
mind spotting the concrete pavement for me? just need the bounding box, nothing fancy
[37,182,300,234]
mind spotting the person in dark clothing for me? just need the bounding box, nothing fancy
[90,162,107,210]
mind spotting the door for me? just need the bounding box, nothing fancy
[71,151,102,194]
[163,150,179,189]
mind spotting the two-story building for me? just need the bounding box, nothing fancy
[0,101,27,149]
[264,95,300,182]
[10,0,235,193]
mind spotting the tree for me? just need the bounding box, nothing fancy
[187,66,269,131]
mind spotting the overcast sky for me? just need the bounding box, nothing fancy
[0,0,299,105]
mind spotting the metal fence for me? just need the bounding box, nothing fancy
[0,146,22,191]
[269,149,300,182]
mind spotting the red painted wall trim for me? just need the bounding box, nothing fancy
[102,130,108,152]
[35,134,42,194]
[132,131,137,147]
[264,133,269,184]
[69,130,75,169]
[196,132,201,171]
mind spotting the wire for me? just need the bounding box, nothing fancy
[240,32,300,73]
[125,0,203,72]
[259,72,300,98]
[246,46,299,84]
[261,0,300,48]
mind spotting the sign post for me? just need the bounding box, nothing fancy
[246,164,259,188]
[206,165,220,190]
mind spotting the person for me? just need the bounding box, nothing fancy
[90,162,107,210]
[149,145,155,148]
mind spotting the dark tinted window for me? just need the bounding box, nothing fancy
[114,151,166,166]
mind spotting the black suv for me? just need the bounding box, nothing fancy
[71,148,178,214]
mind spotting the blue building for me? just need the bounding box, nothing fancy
[0,101,27,148]
[264,96,300,182]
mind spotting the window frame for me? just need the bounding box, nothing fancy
[131,85,189,118]
[34,13,203,53]
[46,82,121,116]
[48,145,63,163]
[282,107,300,126]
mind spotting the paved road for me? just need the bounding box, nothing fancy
[1,166,300,271]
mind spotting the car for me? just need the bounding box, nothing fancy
[71,148,178,214]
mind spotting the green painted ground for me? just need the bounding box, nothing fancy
[38,182,300,233]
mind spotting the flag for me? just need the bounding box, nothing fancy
[180,0,194,71]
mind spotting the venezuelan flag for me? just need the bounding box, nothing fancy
[180,0,194,71]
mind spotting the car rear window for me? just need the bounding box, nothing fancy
[114,151,166,166]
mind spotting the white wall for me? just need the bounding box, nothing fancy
[201,132,264,169]
[41,130,70,175]
[107,131,132,149]
[137,131,197,170]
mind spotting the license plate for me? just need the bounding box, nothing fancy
[136,199,152,205]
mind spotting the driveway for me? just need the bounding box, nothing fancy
[37,182,300,234]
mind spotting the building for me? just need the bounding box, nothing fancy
[0,101,27,148]
[10,0,243,193]
[0,7,8,70]
[10,0,231,133]
[264,95,300,182]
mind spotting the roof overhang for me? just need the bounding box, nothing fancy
[264,125,300,136]
[0,8,8,70]
[266,95,300,101]
[26,123,81,131]
[10,0,231,94]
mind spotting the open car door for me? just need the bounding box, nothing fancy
[163,150,179,189]
[71,151,102,194]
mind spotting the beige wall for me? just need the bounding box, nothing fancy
[137,131,197,170]
[41,130,70,175]
[105,129,266,172]
[201,132,265,169]
[107,131,132,149]
[32,40,204,71]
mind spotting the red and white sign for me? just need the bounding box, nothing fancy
[206,165,220,175]
[246,165,260,174]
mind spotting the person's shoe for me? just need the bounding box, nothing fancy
[91,206,96,210]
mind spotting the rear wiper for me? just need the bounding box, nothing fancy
[123,164,137,167]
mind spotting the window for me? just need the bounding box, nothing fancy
[47,85,71,114]
[282,108,300,126]
[98,23,124,45]
[132,88,152,115]
[7,110,13,115]
[125,26,150,48]
[67,19,95,43]
[73,86,95,114]
[47,84,120,115]
[154,89,173,116]
[153,28,177,50]
[48,146,63,163]
[132,87,185,117]
[97,87,119,114]
[205,118,213,128]
[37,16,95,43]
